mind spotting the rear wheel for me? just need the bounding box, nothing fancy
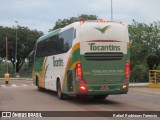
[57,80,65,100]
[37,83,42,91]
[36,77,45,91]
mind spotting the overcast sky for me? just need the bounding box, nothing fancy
[0,0,160,33]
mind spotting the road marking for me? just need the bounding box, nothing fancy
[0,83,35,88]
[11,84,18,87]
[21,84,28,87]
[1,85,7,88]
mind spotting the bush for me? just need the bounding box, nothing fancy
[130,64,148,83]
[0,62,32,78]
[19,62,32,78]
[0,62,15,77]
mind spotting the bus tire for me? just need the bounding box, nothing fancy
[57,80,65,100]
[36,77,45,91]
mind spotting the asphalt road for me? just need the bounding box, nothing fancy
[0,80,160,120]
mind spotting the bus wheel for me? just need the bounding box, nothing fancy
[57,80,65,100]
[37,79,45,91]
[92,95,108,100]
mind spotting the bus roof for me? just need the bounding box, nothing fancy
[36,28,61,43]
[36,20,129,44]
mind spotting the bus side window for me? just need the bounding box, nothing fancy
[59,27,74,53]
[74,29,76,39]
[36,27,75,58]
[36,41,45,58]
[49,34,64,55]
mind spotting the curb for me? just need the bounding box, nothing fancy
[129,87,160,95]
[129,83,149,87]
[148,83,160,88]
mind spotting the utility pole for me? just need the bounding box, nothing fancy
[15,21,18,77]
[6,35,8,74]
[111,0,113,21]
[4,35,10,84]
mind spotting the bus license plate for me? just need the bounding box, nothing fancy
[100,86,109,90]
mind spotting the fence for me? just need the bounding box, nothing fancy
[149,70,160,84]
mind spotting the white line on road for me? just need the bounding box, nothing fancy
[11,84,18,87]
[1,85,7,88]
[21,84,28,87]
[1,83,36,88]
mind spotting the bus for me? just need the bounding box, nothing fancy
[32,20,130,100]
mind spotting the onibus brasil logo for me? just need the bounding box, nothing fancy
[95,25,111,34]
[89,43,120,51]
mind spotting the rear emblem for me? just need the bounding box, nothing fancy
[95,25,111,34]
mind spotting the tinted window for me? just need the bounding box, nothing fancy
[36,28,74,58]
[59,27,74,52]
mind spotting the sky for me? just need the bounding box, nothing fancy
[0,0,160,34]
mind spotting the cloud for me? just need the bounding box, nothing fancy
[0,0,159,33]
[88,0,160,24]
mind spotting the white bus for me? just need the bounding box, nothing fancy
[32,20,130,100]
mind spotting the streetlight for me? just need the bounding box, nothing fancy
[15,21,18,77]
[111,0,113,21]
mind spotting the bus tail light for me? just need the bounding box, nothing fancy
[124,61,130,82]
[122,84,127,89]
[97,20,108,23]
[80,20,85,25]
[120,22,125,25]
[76,63,86,84]
[79,85,88,92]
[76,63,82,77]
[125,61,130,75]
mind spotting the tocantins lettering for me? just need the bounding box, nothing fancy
[89,43,120,51]
[53,56,64,67]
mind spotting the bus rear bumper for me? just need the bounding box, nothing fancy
[87,88,128,95]
[75,83,129,95]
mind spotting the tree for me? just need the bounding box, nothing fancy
[0,26,43,74]
[0,57,2,63]
[129,20,160,82]
[147,53,159,70]
[129,20,160,70]
[50,14,99,30]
